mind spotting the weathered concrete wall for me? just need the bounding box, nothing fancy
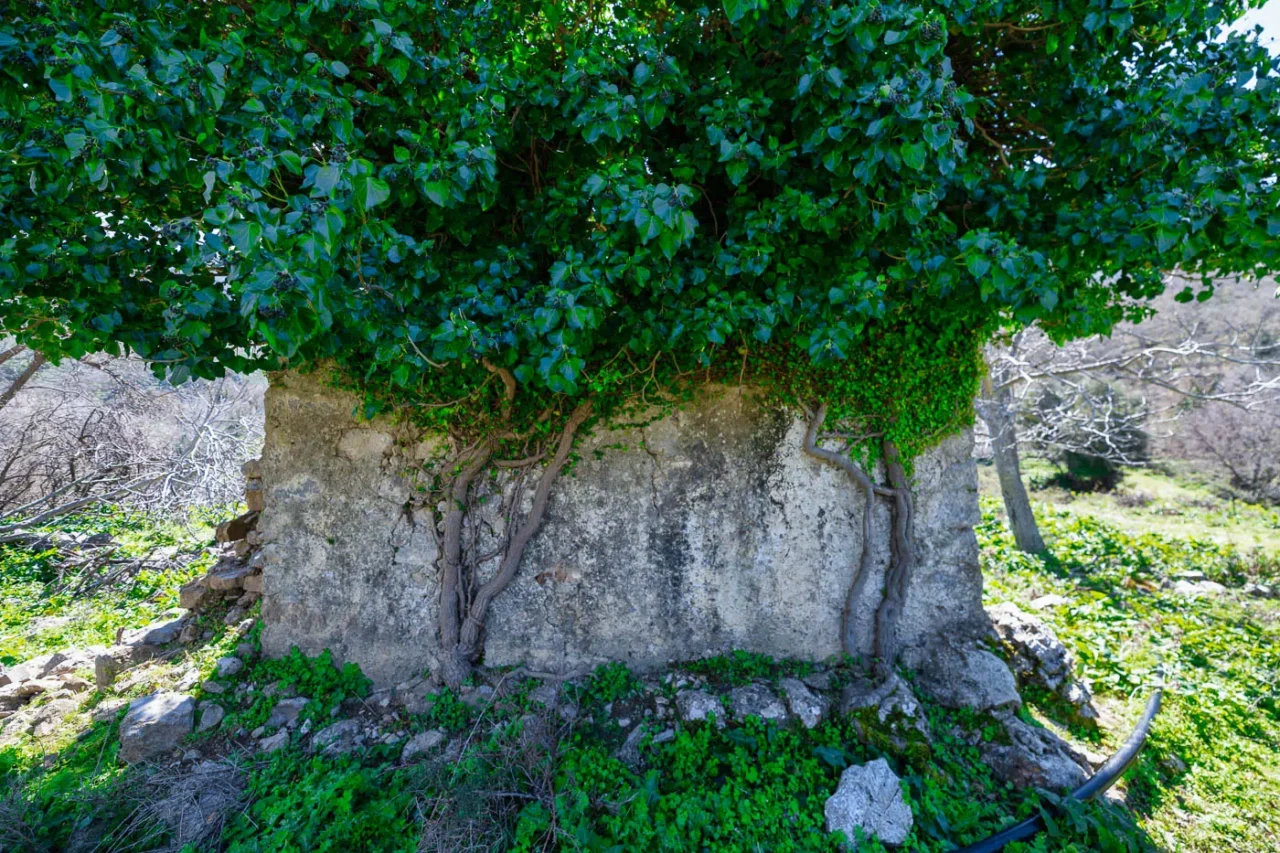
[259,371,994,689]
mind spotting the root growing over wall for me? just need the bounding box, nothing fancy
[430,364,593,688]
[803,404,917,678]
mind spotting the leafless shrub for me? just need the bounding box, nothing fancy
[114,759,246,853]
[0,345,264,536]
[1116,491,1154,508]
[414,707,564,852]
[1182,404,1280,504]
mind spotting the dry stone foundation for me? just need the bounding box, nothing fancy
[255,370,1010,707]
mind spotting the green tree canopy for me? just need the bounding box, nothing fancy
[2,0,1278,449]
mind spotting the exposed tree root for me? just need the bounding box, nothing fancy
[433,398,593,690]
[802,404,915,678]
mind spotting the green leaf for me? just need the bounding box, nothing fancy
[900,141,927,171]
[354,176,392,212]
[314,165,342,195]
[422,181,450,207]
[722,0,757,24]
[228,222,263,254]
[330,61,350,78]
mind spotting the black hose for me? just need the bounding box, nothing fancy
[954,689,1163,853]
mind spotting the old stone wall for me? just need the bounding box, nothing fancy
[258,371,997,691]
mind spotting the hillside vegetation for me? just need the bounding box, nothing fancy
[1,467,1277,852]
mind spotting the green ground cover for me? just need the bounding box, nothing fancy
[1,469,1277,851]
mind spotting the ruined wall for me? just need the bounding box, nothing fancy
[258,371,995,689]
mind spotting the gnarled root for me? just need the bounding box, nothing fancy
[435,401,593,689]
[802,404,916,678]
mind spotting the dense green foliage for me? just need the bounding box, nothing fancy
[3,1,1278,445]
[4,487,1279,851]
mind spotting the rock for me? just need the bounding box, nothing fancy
[904,640,1021,712]
[802,671,833,692]
[4,653,55,685]
[312,719,363,755]
[216,511,259,544]
[146,759,245,851]
[121,616,188,647]
[615,724,650,770]
[118,693,195,764]
[394,677,438,715]
[235,643,257,660]
[41,648,94,678]
[987,603,1074,691]
[28,698,78,738]
[178,622,199,644]
[246,530,265,546]
[242,574,264,594]
[675,689,725,727]
[989,603,1099,726]
[266,697,309,728]
[242,459,262,479]
[1172,579,1228,597]
[728,684,788,723]
[401,728,447,762]
[245,484,265,512]
[7,649,92,684]
[981,713,1090,790]
[202,681,227,695]
[1029,594,1071,610]
[259,373,996,690]
[0,666,7,688]
[224,607,247,626]
[94,654,119,690]
[232,540,253,559]
[1243,583,1275,599]
[779,678,828,729]
[841,674,924,729]
[92,698,130,722]
[258,730,289,753]
[215,657,244,679]
[208,565,254,591]
[824,758,913,847]
[179,577,210,610]
[1,679,56,710]
[59,674,92,694]
[196,702,225,733]
[460,685,495,709]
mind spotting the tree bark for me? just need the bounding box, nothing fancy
[978,374,1046,553]
[0,352,46,411]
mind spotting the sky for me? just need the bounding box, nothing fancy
[1233,0,1280,52]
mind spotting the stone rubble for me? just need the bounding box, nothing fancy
[178,459,267,621]
[824,758,914,847]
[118,693,195,764]
[779,677,829,729]
[987,602,1099,727]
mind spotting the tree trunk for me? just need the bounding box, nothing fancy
[979,375,1046,554]
[0,352,46,411]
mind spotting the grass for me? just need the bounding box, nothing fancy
[1,467,1277,851]
[979,465,1280,852]
[979,458,1280,553]
[0,507,225,665]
